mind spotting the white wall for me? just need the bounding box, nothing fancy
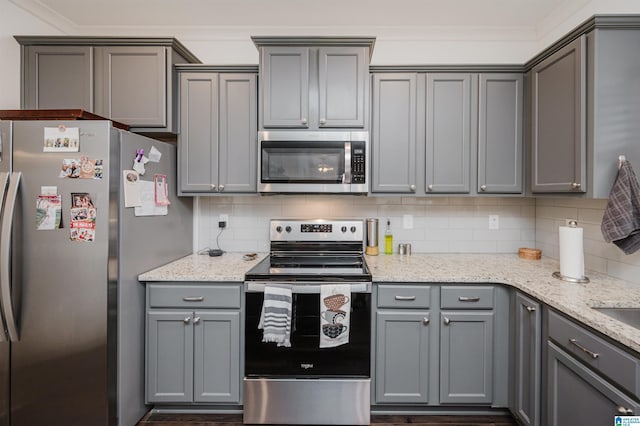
[0,0,62,109]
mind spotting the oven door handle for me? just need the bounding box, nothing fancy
[244,282,371,294]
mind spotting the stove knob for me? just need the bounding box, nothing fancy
[285,226,292,233]
[350,226,357,233]
[276,226,283,233]
[341,226,347,233]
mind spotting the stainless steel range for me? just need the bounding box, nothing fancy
[243,219,372,425]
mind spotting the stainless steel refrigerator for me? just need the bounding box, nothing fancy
[0,119,193,426]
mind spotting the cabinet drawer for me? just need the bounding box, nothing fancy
[148,284,241,309]
[440,286,494,309]
[548,309,640,399]
[377,284,431,309]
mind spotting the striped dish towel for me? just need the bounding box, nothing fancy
[258,286,292,347]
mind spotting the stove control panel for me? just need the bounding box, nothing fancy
[270,219,364,242]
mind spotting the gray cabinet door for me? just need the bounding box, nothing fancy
[23,45,93,110]
[546,342,640,425]
[95,46,167,127]
[371,73,417,193]
[478,73,523,194]
[514,293,541,426]
[531,36,586,193]
[261,46,309,128]
[440,311,494,404]
[193,311,241,403]
[146,310,194,403]
[218,73,257,193]
[375,310,430,404]
[178,72,219,193]
[318,47,367,128]
[425,74,473,194]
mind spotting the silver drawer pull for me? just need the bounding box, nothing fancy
[458,296,480,302]
[526,305,536,313]
[444,317,451,325]
[569,338,599,359]
[183,317,191,324]
[193,316,201,324]
[422,317,430,326]
[617,406,633,415]
[395,295,416,301]
[183,296,204,302]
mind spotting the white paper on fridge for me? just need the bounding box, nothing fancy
[123,170,142,207]
[559,225,585,279]
[148,146,162,163]
[134,180,168,217]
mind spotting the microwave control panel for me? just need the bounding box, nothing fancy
[351,141,366,184]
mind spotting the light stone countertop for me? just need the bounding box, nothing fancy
[139,252,640,354]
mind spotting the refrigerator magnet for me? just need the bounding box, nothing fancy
[69,206,96,242]
[154,174,170,206]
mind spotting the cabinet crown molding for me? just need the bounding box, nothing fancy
[251,36,376,59]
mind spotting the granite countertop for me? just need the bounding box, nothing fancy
[139,252,640,354]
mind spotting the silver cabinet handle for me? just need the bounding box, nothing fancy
[210,184,217,191]
[183,296,204,302]
[409,184,416,192]
[617,406,633,415]
[427,184,433,191]
[395,295,416,301]
[444,317,450,325]
[458,296,480,302]
[480,184,487,191]
[183,317,191,324]
[193,316,201,324]
[423,317,430,326]
[301,118,308,125]
[569,338,599,359]
[526,305,536,313]
[218,184,225,192]
[319,118,326,125]
[571,182,581,190]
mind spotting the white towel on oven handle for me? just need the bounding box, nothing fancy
[258,285,292,347]
[320,284,351,348]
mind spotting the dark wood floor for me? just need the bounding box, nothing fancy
[137,412,518,426]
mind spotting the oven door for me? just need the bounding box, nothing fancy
[244,282,371,378]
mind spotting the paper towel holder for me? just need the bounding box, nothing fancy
[553,220,590,283]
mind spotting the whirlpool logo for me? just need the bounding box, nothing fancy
[300,363,314,370]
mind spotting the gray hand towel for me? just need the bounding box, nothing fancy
[601,160,640,254]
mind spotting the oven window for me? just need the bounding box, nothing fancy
[245,292,371,378]
[261,141,346,183]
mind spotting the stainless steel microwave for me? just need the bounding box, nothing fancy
[258,131,369,194]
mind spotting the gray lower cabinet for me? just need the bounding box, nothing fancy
[16,36,200,133]
[371,73,418,193]
[512,292,541,426]
[254,38,373,130]
[478,73,523,194]
[425,73,475,194]
[530,35,586,193]
[145,283,242,404]
[177,69,257,195]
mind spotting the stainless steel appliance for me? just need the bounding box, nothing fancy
[0,116,193,426]
[244,219,371,425]
[258,131,369,194]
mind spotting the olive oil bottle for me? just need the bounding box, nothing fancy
[384,219,393,255]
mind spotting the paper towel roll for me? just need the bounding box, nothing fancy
[559,225,585,279]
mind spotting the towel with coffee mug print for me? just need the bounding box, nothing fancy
[320,284,351,348]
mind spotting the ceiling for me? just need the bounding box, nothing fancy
[11,0,590,36]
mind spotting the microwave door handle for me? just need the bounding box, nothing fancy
[1,172,21,341]
[343,142,352,184]
[0,172,10,342]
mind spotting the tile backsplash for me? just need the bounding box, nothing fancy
[196,195,535,255]
[535,198,640,285]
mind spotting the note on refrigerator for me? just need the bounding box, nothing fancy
[123,170,142,207]
[134,180,168,217]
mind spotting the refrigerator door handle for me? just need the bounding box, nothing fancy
[0,172,10,342]
[0,172,21,341]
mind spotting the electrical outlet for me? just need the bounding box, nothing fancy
[489,215,499,230]
[219,214,229,226]
[403,214,413,230]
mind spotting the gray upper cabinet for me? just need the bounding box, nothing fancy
[253,37,374,130]
[530,36,586,193]
[513,292,541,426]
[16,36,200,134]
[177,68,257,195]
[478,73,523,194]
[425,73,475,194]
[23,45,93,111]
[371,73,417,193]
[94,46,167,128]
